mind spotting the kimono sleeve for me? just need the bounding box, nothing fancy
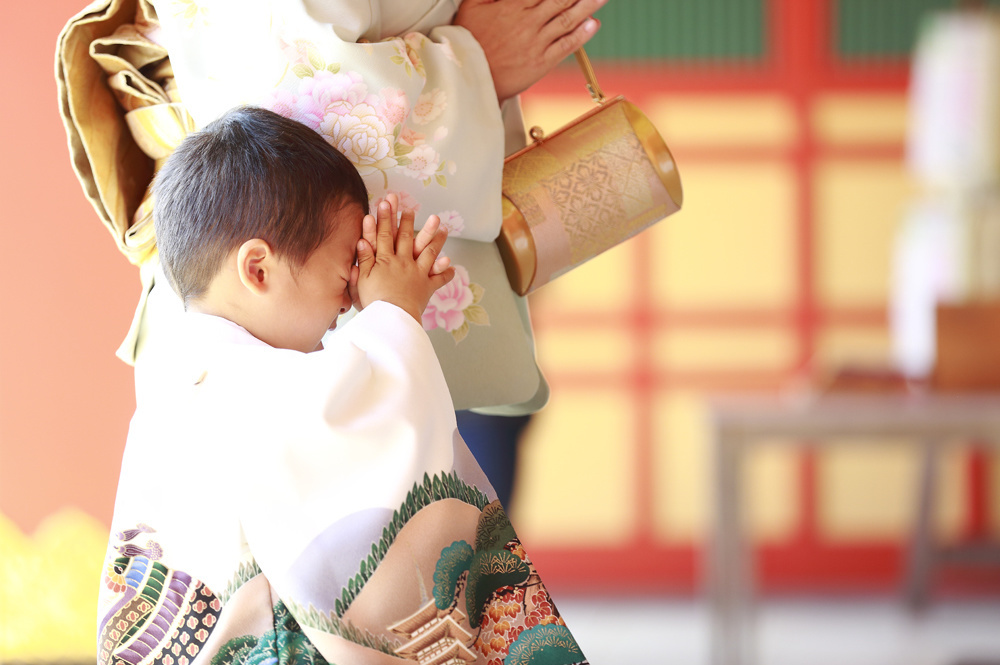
[151,0,507,242]
[230,302,489,660]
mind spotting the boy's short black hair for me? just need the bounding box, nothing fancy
[153,106,369,304]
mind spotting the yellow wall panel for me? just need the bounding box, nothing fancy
[652,393,799,543]
[536,328,635,374]
[646,94,798,148]
[528,237,636,316]
[814,326,893,375]
[818,442,966,541]
[816,160,915,307]
[651,162,797,308]
[744,443,801,543]
[653,392,709,542]
[818,441,917,540]
[513,390,636,546]
[812,94,908,145]
[655,328,797,372]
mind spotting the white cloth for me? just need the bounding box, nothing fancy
[100,302,586,665]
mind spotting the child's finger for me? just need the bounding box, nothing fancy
[397,208,416,257]
[431,255,451,276]
[414,214,441,257]
[375,202,393,257]
[348,264,362,311]
[356,238,375,278]
[416,226,449,274]
[386,192,399,241]
[427,265,456,291]
[362,212,377,254]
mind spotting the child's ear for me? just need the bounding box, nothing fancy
[236,239,273,295]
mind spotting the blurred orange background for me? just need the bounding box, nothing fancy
[3,0,1000,662]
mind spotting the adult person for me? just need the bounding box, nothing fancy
[142,0,607,496]
[58,0,606,515]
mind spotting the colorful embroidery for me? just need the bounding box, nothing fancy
[505,625,585,665]
[422,265,490,343]
[409,502,585,665]
[98,527,221,665]
[211,602,327,665]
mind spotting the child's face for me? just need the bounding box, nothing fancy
[270,203,363,353]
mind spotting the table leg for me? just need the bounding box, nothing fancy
[906,437,938,612]
[710,430,753,665]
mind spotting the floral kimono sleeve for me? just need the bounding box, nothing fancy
[151,0,506,242]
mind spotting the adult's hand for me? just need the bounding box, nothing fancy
[455,0,607,104]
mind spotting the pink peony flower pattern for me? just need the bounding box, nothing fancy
[421,265,489,343]
[263,88,324,131]
[265,35,453,188]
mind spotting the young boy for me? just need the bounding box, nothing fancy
[98,107,589,665]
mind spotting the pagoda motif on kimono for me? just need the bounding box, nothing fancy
[388,599,477,665]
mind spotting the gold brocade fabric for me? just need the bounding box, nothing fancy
[57,0,197,363]
[56,0,193,268]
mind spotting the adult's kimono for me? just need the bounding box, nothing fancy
[57,0,546,413]
[100,301,588,665]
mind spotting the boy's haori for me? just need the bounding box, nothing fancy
[102,107,590,665]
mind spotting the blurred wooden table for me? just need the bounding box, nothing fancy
[707,392,1000,665]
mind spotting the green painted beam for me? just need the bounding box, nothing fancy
[586,0,765,61]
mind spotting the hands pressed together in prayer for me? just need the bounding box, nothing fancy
[455,0,608,104]
[350,194,455,324]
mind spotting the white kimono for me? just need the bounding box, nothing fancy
[135,0,546,412]
[99,302,587,665]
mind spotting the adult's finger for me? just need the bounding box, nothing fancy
[538,0,604,45]
[544,15,599,63]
